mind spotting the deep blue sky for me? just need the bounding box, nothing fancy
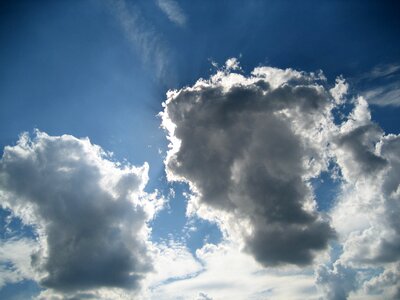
[0,1,399,298]
[1,1,399,162]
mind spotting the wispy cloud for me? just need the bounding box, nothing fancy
[359,63,400,81]
[107,0,173,80]
[156,0,187,26]
[356,63,400,106]
[363,81,400,106]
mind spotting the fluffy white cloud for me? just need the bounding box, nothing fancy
[0,131,161,299]
[318,96,400,299]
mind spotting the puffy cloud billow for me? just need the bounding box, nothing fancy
[0,131,159,298]
[161,61,338,266]
[325,96,400,299]
[160,59,400,299]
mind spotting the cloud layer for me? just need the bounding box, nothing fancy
[1,60,400,299]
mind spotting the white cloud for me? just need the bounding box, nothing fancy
[0,130,162,299]
[107,0,172,80]
[150,242,320,300]
[156,0,187,26]
[0,238,38,288]
[356,63,400,106]
[147,241,203,287]
[330,76,348,105]
[319,95,400,299]
[362,82,400,106]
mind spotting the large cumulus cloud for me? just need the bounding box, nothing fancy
[161,61,337,266]
[0,131,158,298]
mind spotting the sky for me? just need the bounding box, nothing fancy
[0,0,400,299]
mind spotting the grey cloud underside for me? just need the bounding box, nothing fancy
[0,133,152,292]
[163,72,336,266]
[337,124,387,174]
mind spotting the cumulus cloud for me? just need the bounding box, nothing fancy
[318,95,400,299]
[161,62,337,267]
[159,60,400,298]
[156,0,187,26]
[0,131,160,298]
[332,98,400,264]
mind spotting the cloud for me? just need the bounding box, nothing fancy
[107,0,172,80]
[356,63,400,106]
[360,63,400,81]
[316,263,357,300]
[0,131,160,298]
[317,95,400,299]
[147,240,203,287]
[150,242,320,300]
[2,61,399,299]
[0,238,38,288]
[156,0,187,26]
[362,82,400,106]
[364,263,400,299]
[332,97,400,265]
[161,63,337,267]
[159,60,400,298]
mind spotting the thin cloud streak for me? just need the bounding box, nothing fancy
[107,0,173,81]
[156,0,187,27]
[355,63,400,106]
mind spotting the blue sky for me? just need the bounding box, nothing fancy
[1,1,400,299]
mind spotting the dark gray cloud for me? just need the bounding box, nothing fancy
[336,124,387,175]
[0,131,154,295]
[161,66,336,266]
